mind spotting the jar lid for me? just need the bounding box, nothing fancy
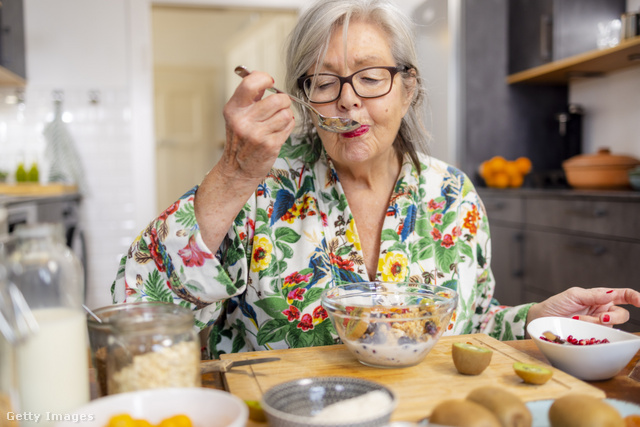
[563,148,640,169]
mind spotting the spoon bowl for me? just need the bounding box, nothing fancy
[234,65,360,134]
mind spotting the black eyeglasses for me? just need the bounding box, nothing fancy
[297,66,409,104]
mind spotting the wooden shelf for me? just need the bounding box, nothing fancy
[507,36,640,84]
[0,65,25,87]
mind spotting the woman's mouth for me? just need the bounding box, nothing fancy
[341,125,369,138]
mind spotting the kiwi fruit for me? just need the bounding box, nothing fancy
[466,386,532,427]
[430,399,501,427]
[548,394,625,427]
[452,342,493,375]
[244,400,266,422]
[513,362,553,385]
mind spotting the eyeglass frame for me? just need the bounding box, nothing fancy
[297,65,410,104]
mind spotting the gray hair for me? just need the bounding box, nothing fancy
[284,0,429,170]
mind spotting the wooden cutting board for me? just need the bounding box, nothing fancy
[221,334,604,424]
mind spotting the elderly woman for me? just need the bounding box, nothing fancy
[112,0,640,357]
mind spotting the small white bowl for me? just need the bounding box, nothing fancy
[54,388,248,427]
[527,316,640,381]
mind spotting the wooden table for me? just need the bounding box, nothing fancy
[201,336,640,424]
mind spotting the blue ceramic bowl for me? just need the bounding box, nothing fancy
[261,376,396,427]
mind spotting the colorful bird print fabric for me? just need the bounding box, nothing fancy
[112,134,533,358]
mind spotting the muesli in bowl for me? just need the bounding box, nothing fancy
[321,281,458,368]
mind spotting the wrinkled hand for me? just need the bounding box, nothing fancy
[220,70,295,183]
[527,287,640,327]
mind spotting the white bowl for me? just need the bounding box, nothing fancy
[527,316,640,381]
[54,388,248,427]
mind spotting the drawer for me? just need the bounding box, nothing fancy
[523,229,640,294]
[523,230,640,333]
[524,198,640,240]
[480,194,523,224]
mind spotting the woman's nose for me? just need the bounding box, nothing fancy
[336,81,362,111]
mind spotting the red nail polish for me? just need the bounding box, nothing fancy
[606,290,613,294]
[572,316,580,320]
[603,314,610,322]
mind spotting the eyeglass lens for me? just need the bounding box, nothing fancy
[303,67,395,103]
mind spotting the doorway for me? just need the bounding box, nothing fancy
[151,6,298,213]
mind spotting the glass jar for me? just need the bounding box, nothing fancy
[105,302,201,395]
[5,223,89,427]
[0,253,20,427]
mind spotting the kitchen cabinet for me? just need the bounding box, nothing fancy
[479,188,640,333]
[0,0,26,86]
[508,0,626,75]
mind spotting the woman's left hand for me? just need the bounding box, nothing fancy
[527,287,640,327]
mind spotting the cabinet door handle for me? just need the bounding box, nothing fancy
[512,232,524,278]
[565,242,608,256]
[485,201,506,211]
[540,14,552,62]
[564,207,608,219]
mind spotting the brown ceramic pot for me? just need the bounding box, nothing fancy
[562,148,640,189]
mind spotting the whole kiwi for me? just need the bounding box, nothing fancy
[548,394,625,427]
[466,386,532,427]
[430,399,501,427]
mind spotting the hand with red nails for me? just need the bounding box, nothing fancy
[526,287,640,329]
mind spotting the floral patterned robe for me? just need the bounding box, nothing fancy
[111,134,533,358]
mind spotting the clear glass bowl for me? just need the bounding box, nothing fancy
[321,281,458,368]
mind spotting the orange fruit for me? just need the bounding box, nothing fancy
[491,172,510,188]
[107,415,136,427]
[488,156,507,174]
[626,414,640,427]
[478,161,491,180]
[505,161,520,177]
[515,157,532,175]
[157,415,193,427]
[509,173,524,188]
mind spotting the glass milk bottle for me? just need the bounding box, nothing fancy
[0,251,22,427]
[6,223,89,427]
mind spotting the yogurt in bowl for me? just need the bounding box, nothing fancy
[321,282,458,368]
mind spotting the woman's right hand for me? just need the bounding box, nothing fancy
[219,70,295,183]
[194,71,295,253]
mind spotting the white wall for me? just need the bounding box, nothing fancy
[568,0,640,159]
[14,0,155,309]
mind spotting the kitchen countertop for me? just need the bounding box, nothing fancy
[477,187,640,201]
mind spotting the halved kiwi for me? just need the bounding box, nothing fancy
[513,362,553,385]
[452,342,493,375]
[244,400,266,422]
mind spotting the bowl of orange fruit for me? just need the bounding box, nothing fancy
[479,156,532,188]
[54,388,248,427]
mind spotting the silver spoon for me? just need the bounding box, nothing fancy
[234,65,361,134]
[83,303,103,323]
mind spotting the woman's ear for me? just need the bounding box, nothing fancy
[402,68,418,112]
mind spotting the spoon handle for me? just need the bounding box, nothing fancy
[234,65,320,115]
